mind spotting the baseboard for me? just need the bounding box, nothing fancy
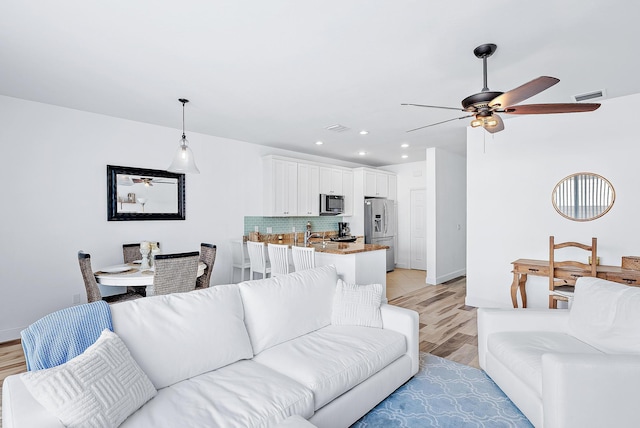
[430,268,466,285]
[0,327,25,343]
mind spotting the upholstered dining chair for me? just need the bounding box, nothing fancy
[151,251,200,296]
[122,242,160,264]
[195,243,217,289]
[267,243,291,277]
[292,246,316,272]
[78,251,142,304]
[246,240,271,280]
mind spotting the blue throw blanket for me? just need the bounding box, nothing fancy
[21,300,113,371]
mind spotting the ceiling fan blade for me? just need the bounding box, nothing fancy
[485,114,504,134]
[502,103,600,114]
[406,114,475,132]
[489,76,560,109]
[401,103,464,112]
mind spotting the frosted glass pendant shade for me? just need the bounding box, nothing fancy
[168,135,200,174]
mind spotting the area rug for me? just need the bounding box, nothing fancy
[351,353,533,427]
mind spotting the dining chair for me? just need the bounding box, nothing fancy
[267,243,291,277]
[152,251,200,296]
[548,236,597,309]
[78,251,142,304]
[122,242,160,264]
[231,239,251,283]
[246,240,271,280]
[292,246,316,272]
[195,243,217,289]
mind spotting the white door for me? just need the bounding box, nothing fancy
[410,188,427,270]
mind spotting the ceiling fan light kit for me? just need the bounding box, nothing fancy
[403,43,601,134]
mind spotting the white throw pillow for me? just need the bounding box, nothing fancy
[21,329,156,428]
[331,279,383,328]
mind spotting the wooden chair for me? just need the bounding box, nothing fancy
[78,251,142,304]
[151,251,199,296]
[292,246,316,272]
[246,240,271,280]
[195,243,216,289]
[549,236,597,308]
[122,242,159,263]
[267,243,290,277]
[231,240,251,282]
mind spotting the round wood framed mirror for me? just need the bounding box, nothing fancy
[552,172,615,221]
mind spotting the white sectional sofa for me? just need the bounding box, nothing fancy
[478,276,640,428]
[2,265,419,428]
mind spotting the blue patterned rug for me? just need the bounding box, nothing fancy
[351,353,533,427]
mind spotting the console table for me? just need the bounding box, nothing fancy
[510,258,640,308]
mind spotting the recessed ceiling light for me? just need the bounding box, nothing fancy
[358,151,367,156]
[401,143,410,148]
[315,141,323,145]
[401,155,409,159]
[359,130,369,135]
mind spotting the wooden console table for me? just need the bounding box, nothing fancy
[511,258,640,308]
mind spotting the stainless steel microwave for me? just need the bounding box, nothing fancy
[319,194,344,216]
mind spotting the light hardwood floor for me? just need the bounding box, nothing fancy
[0,269,477,426]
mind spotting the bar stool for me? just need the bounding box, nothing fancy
[292,246,316,272]
[246,240,271,280]
[268,243,291,277]
[231,240,251,282]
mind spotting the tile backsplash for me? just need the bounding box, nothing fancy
[244,216,344,236]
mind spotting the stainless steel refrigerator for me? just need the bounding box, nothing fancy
[364,198,395,272]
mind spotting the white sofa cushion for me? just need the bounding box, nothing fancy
[487,331,603,396]
[253,324,406,410]
[110,284,253,389]
[331,279,383,328]
[21,329,156,428]
[569,276,640,354]
[121,360,314,428]
[239,265,338,354]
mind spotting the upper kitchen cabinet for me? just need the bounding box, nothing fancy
[342,170,354,216]
[263,156,298,216]
[362,168,395,198]
[319,167,344,195]
[298,163,319,216]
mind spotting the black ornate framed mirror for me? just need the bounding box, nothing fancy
[107,165,185,221]
[552,172,615,222]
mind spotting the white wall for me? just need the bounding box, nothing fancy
[466,93,640,308]
[426,148,467,284]
[0,95,365,341]
[382,161,427,269]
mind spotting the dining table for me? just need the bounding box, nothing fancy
[94,261,207,297]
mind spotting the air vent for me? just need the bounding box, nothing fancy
[573,89,606,102]
[325,124,350,132]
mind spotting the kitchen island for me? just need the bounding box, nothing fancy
[240,237,390,301]
[308,241,389,302]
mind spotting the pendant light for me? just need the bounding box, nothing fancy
[168,98,200,174]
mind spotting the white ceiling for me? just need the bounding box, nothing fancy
[1,1,639,167]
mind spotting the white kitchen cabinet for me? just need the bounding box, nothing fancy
[264,157,298,216]
[364,169,390,198]
[342,170,354,216]
[319,167,344,195]
[297,163,319,216]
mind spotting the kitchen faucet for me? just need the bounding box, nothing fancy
[304,230,324,246]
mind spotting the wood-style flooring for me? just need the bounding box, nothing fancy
[0,269,477,427]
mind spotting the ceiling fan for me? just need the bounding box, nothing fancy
[131,177,174,187]
[402,43,601,134]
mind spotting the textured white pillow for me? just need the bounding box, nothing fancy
[331,279,383,328]
[21,329,156,428]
